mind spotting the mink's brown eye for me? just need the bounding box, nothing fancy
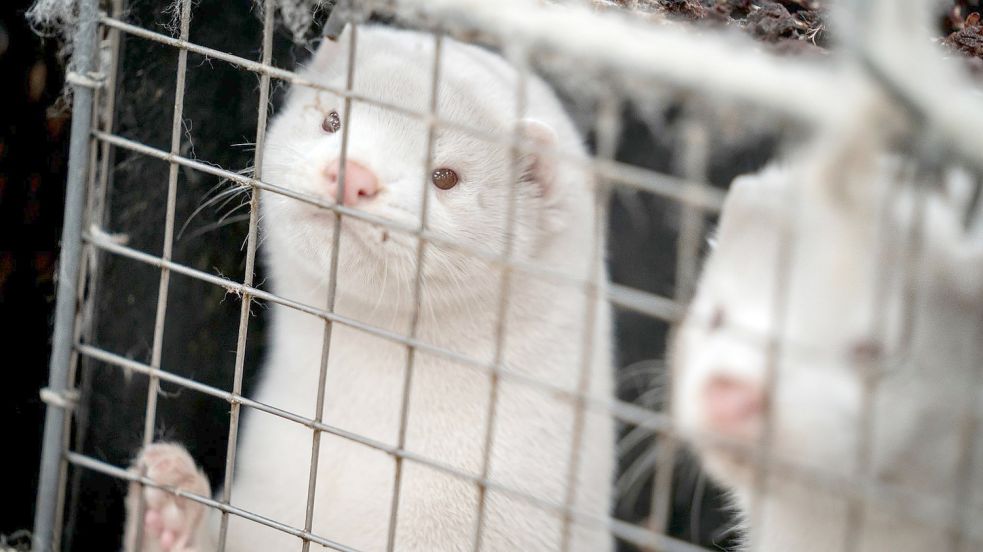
[321,110,341,133]
[431,168,459,190]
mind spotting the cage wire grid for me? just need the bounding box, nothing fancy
[31,0,983,551]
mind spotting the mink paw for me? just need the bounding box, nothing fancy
[124,443,211,552]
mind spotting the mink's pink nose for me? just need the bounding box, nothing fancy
[323,159,380,206]
[702,375,766,436]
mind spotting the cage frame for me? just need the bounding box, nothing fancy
[32,0,983,551]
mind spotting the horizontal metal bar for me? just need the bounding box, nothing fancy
[96,15,726,212]
[64,451,361,552]
[79,344,241,405]
[608,282,684,321]
[387,0,847,124]
[841,0,983,175]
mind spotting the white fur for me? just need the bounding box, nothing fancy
[125,25,614,552]
[672,152,983,551]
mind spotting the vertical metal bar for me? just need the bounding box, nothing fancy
[471,50,529,552]
[673,122,709,305]
[385,30,444,552]
[53,252,89,552]
[842,162,917,552]
[745,171,798,545]
[63,2,126,546]
[133,1,193,549]
[951,326,983,551]
[841,397,875,551]
[649,119,708,538]
[52,174,93,552]
[215,1,275,549]
[140,0,192,447]
[52,23,109,549]
[841,1,948,548]
[300,21,359,552]
[32,0,100,548]
[559,92,620,552]
[91,0,126,235]
[949,179,983,548]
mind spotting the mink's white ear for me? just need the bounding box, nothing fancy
[714,165,790,243]
[310,23,353,71]
[518,119,559,200]
[517,118,572,235]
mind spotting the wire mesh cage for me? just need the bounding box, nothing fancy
[31,0,983,551]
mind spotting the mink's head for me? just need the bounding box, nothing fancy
[672,159,983,519]
[261,25,590,309]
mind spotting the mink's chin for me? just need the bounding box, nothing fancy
[683,422,765,489]
[698,444,756,488]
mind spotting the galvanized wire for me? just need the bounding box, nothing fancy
[131,2,193,550]
[385,29,445,552]
[299,19,359,552]
[215,0,275,549]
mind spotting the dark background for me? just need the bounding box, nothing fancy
[1,0,71,547]
[3,0,975,550]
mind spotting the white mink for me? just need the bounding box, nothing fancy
[124,24,615,552]
[672,152,983,551]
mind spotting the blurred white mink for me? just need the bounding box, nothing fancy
[672,147,983,551]
[123,24,615,552]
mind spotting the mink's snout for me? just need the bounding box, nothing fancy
[323,159,380,206]
[701,374,766,438]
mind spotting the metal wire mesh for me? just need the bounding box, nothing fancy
[32,0,983,551]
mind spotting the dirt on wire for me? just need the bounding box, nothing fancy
[599,0,983,68]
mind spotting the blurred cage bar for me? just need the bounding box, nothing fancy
[31,0,983,551]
